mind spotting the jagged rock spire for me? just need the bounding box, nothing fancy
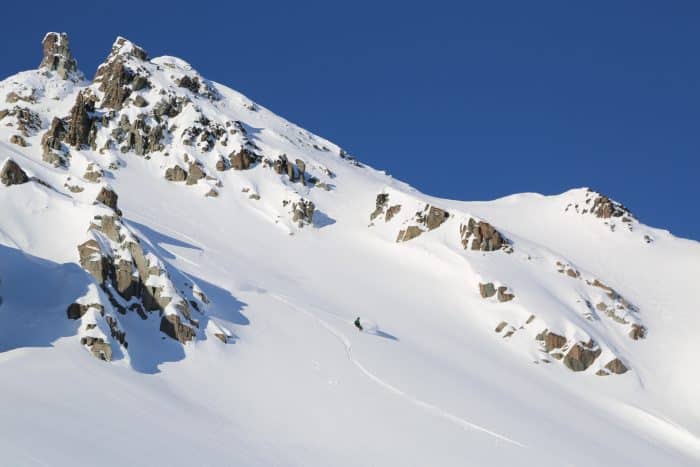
[107,36,148,62]
[39,32,80,80]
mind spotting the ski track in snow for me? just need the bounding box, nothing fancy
[270,293,527,448]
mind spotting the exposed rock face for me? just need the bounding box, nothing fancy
[460,218,506,251]
[78,239,109,284]
[112,114,165,155]
[629,324,647,340]
[229,148,257,170]
[604,358,628,374]
[396,226,423,242]
[66,302,103,320]
[537,330,567,353]
[165,165,188,182]
[370,193,402,223]
[270,154,307,182]
[81,337,112,361]
[96,187,120,213]
[385,205,401,221]
[1,106,41,136]
[160,314,196,343]
[215,157,227,171]
[479,282,497,298]
[65,90,98,149]
[39,32,80,80]
[177,75,201,93]
[9,135,27,147]
[0,159,29,186]
[94,37,149,110]
[497,286,515,302]
[424,206,449,230]
[563,340,601,372]
[83,164,102,182]
[371,193,389,220]
[396,204,449,242]
[290,199,315,226]
[41,117,68,165]
[186,163,205,185]
[591,195,627,219]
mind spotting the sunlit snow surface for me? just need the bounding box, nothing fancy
[0,38,699,466]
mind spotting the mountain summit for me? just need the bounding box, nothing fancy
[0,33,698,466]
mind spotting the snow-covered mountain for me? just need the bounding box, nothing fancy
[0,33,698,466]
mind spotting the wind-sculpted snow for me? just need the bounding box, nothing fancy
[0,33,698,466]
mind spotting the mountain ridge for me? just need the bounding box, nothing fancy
[0,32,698,466]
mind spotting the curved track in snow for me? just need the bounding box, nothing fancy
[271,294,527,448]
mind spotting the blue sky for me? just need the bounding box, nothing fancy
[1,1,698,239]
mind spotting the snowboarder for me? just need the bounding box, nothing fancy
[354,317,363,331]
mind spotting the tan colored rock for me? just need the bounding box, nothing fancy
[479,282,496,298]
[160,314,196,343]
[1,159,29,186]
[629,324,647,340]
[460,218,506,251]
[396,226,423,242]
[10,134,27,147]
[186,163,205,185]
[165,165,187,182]
[537,329,567,352]
[563,341,601,372]
[604,358,628,374]
[96,187,120,213]
[497,286,515,302]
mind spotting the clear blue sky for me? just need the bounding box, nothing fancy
[2,1,698,239]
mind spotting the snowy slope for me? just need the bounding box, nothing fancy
[0,33,698,466]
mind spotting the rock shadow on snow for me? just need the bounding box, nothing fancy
[0,244,85,353]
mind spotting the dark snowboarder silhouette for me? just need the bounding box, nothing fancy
[354,317,363,331]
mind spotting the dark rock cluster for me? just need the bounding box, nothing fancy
[460,218,506,251]
[39,32,81,80]
[396,205,449,242]
[370,193,403,223]
[0,159,29,186]
[536,329,604,372]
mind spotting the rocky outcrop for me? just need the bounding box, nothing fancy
[497,286,515,302]
[479,282,496,298]
[160,314,197,343]
[165,165,187,182]
[604,358,628,374]
[396,205,449,242]
[1,106,41,137]
[94,37,149,110]
[629,324,647,340]
[0,159,29,186]
[65,90,98,149]
[536,330,567,353]
[562,340,601,372]
[81,336,112,361]
[370,193,402,222]
[181,116,226,152]
[230,148,258,170]
[41,117,68,166]
[78,239,109,284]
[39,32,80,80]
[186,163,206,185]
[96,187,120,213]
[460,218,506,251]
[9,135,27,147]
[396,226,423,242]
[111,114,165,155]
[290,199,315,227]
[270,154,309,183]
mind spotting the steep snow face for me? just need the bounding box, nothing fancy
[0,33,699,466]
